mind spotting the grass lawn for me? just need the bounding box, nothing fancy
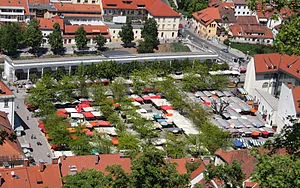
[229,42,279,55]
[170,42,191,52]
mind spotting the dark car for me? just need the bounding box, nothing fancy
[221,48,229,53]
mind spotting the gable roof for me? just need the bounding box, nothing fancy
[218,2,236,24]
[193,7,221,26]
[232,0,248,5]
[0,164,62,188]
[0,0,30,15]
[257,7,292,19]
[102,0,180,17]
[254,53,300,79]
[190,161,206,179]
[59,154,131,177]
[237,16,258,25]
[0,111,24,163]
[64,25,109,34]
[215,149,258,179]
[38,17,64,30]
[0,80,14,97]
[54,2,101,13]
[229,24,273,39]
[292,86,300,114]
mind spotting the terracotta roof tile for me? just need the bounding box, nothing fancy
[190,161,206,179]
[0,0,29,15]
[229,24,273,39]
[254,53,300,79]
[257,7,292,19]
[232,0,248,5]
[0,164,62,188]
[215,149,258,179]
[218,3,236,24]
[54,2,101,13]
[63,13,102,18]
[38,17,64,30]
[0,111,24,163]
[64,25,109,34]
[28,0,50,3]
[59,154,131,177]
[0,80,14,96]
[167,158,188,174]
[193,7,221,26]
[292,86,300,114]
[102,0,179,17]
[237,16,258,25]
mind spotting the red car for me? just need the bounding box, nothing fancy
[240,66,247,73]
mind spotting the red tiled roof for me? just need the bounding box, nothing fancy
[193,7,221,26]
[215,149,258,179]
[257,7,292,19]
[0,80,14,96]
[64,25,109,34]
[190,161,206,179]
[236,16,258,25]
[245,181,259,188]
[0,0,29,15]
[54,2,101,13]
[0,111,24,163]
[102,0,179,17]
[59,154,131,177]
[0,164,62,188]
[167,158,188,174]
[254,53,300,79]
[229,24,273,39]
[292,86,300,114]
[38,17,64,30]
[28,0,50,3]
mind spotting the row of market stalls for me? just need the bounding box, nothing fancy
[193,89,274,141]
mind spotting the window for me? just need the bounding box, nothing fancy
[4,100,8,108]
[238,12,240,14]
[162,24,165,29]
[161,32,164,37]
[136,31,138,34]
[247,12,249,14]
[113,30,115,33]
[172,32,174,37]
[243,12,245,14]
[68,39,71,43]
[208,30,211,33]
[264,74,269,79]
[77,0,80,2]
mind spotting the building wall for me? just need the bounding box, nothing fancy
[277,84,297,131]
[147,15,179,40]
[192,19,218,39]
[229,37,273,45]
[234,4,254,16]
[0,7,26,22]
[267,17,282,29]
[109,28,142,42]
[0,97,15,127]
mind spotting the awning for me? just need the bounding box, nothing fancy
[252,131,260,136]
[142,95,151,100]
[82,112,95,119]
[65,108,78,113]
[233,140,243,147]
[82,107,95,112]
[38,123,47,133]
[150,95,161,99]
[91,111,102,117]
[71,113,84,119]
[85,131,94,136]
[57,109,68,118]
[77,103,90,109]
[134,98,144,102]
[112,137,119,145]
[160,122,168,127]
[132,101,141,106]
[161,105,173,111]
[261,131,268,135]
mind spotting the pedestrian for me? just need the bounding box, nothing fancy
[27,116,29,120]
[31,134,33,139]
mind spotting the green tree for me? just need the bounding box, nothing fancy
[63,169,111,188]
[130,146,190,187]
[75,26,88,50]
[204,160,246,188]
[24,19,43,55]
[139,18,159,53]
[110,77,127,102]
[0,22,23,55]
[119,19,134,47]
[178,0,208,16]
[252,155,300,188]
[165,133,188,158]
[118,132,140,156]
[48,22,63,54]
[94,34,106,51]
[106,165,131,188]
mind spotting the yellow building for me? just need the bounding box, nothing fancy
[192,7,221,39]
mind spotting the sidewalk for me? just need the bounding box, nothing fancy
[14,87,53,164]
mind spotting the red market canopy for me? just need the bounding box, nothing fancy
[112,137,119,145]
[85,131,94,136]
[150,95,161,99]
[142,96,151,100]
[82,112,95,119]
[134,98,144,102]
[261,131,269,135]
[81,100,92,105]
[97,120,111,127]
[38,123,47,133]
[78,103,90,108]
[57,109,68,118]
[252,131,260,136]
[161,105,173,111]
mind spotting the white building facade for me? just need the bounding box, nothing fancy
[0,81,15,127]
[233,0,255,16]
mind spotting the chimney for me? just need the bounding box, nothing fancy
[39,160,45,172]
[69,165,77,175]
[23,158,30,167]
[52,157,59,164]
[62,155,67,160]
[94,153,100,165]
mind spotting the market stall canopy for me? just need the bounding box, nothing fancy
[71,113,84,119]
[82,112,95,119]
[65,108,78,113]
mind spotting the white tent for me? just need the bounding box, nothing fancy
[65,108,78,113]
[71,113,84,119]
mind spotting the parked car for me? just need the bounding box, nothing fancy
[221,48,229,53]
[240,66,247,73]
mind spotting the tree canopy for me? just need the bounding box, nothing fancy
[138,18,159,53]
[24,19,43,54]
[75,26,88,50]
[0,22,23,55]
[119,19,134,47]
[178,0,209,16]
[94,34,106,51]
[48,22,64,54]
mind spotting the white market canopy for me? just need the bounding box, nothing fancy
[65,108,78,113]
[71,113,84,119]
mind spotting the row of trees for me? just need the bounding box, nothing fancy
[0,19,107,56]
[119,18,159,53]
